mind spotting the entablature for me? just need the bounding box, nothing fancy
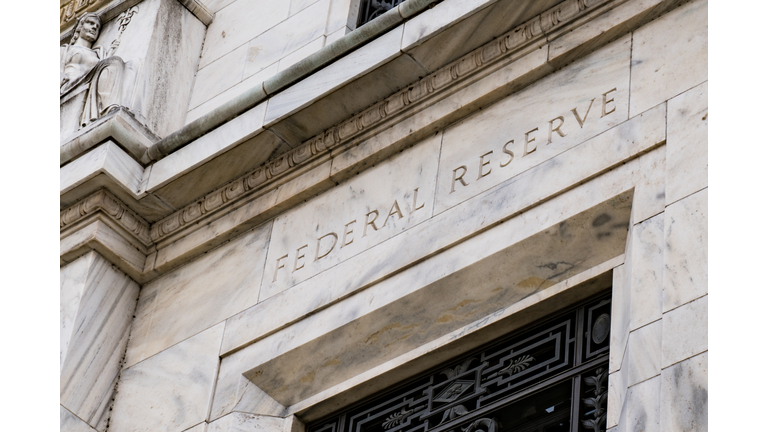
[60,0,685,283]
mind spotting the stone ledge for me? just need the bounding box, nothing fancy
[60,108,159,166]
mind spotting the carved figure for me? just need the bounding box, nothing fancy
[60,11,136,128]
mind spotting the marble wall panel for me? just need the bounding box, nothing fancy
[278,37,326,72]
[327,0,355,34]
[609,261,631,374]
[626,320,661,386]
[61,405,98,432]
[663,188,707,312]
[186,63,279,124]
[60,252,139,430]
[629,0,707,117]
[290,0,320,16]
[109,323,225,432]
[207,412,284,432]
[260,133,441,300]
[183,423,207,432]
[625,375,661,432]
[435,34,631,213]
[189,43,249,110]
[199,0,236,12]
[243,0,330,78]
[665,81,708,205]
[61,254,92,371]
[125,224,271,368]
[660,352,708,432]
[199,0,290,69]
[607,362,628,429]
[661,295,707,368]
[629,214,664,330]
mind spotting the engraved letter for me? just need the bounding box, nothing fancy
[315,232,338,261]
[411,188,425,213]
[363,210,379,237]
[382,199,404,227]
[342,220,356,248]
[524,128,538,156]
[547,116,566,144]
[601,88,617,117]
[273,253,288,282]
[451,166,469,193]
[571,98,595,128]
[478,151,493,179]
[500,140,514,167]
[294,244,309,272]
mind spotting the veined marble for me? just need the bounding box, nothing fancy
[261,132,441,300]
[435,34,631,213]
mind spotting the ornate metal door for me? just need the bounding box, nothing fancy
[308,294,611,432]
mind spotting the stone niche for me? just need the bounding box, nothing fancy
[60,0,206,142]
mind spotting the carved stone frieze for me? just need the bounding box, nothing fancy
[61,188,152,247]
[149,0,612,243]
[60,0,111,32]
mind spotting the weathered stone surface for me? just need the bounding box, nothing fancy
[207,412,284,432]
[626,320,662,386]
[661,295,708,368]
[629,214,664,330]
[125,225,271,368]
[666,81,708,205]
[243,0,330,78]
[109,323,225,432]
[660,352,708,432]
[629,0,707,117]
[198,0,290,69]
[625,375,661,432]
[61,405,98,432]
[435,34,631,213]
[663,188,708,312]
[261,132,441,300]
[60,252,139,431]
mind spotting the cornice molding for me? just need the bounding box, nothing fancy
[61,188,153,247]
[60,0,212,38]
[149,0,612,242]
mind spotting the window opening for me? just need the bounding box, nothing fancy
[357,0,408,27]
[307,292,611,432]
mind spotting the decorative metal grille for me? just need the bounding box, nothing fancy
[357,0,408,27]
[307,294,612,432]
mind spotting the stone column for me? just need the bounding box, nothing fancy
[61,251,140,432]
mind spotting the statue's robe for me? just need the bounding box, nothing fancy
[60,44,132,128]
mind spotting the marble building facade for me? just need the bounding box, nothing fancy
[59,0,708,431]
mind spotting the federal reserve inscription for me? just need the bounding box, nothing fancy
[435,36,631,213]
[449,88,617,193]
[261,134,442,300]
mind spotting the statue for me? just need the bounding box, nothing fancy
[60,10,137,129]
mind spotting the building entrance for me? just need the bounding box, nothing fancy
[308,293,611,432]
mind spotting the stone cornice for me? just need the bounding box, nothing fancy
[61,188,153,247]
[149,0,613,243]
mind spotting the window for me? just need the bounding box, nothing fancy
[307,293,611,432]
[356,0,409,27]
